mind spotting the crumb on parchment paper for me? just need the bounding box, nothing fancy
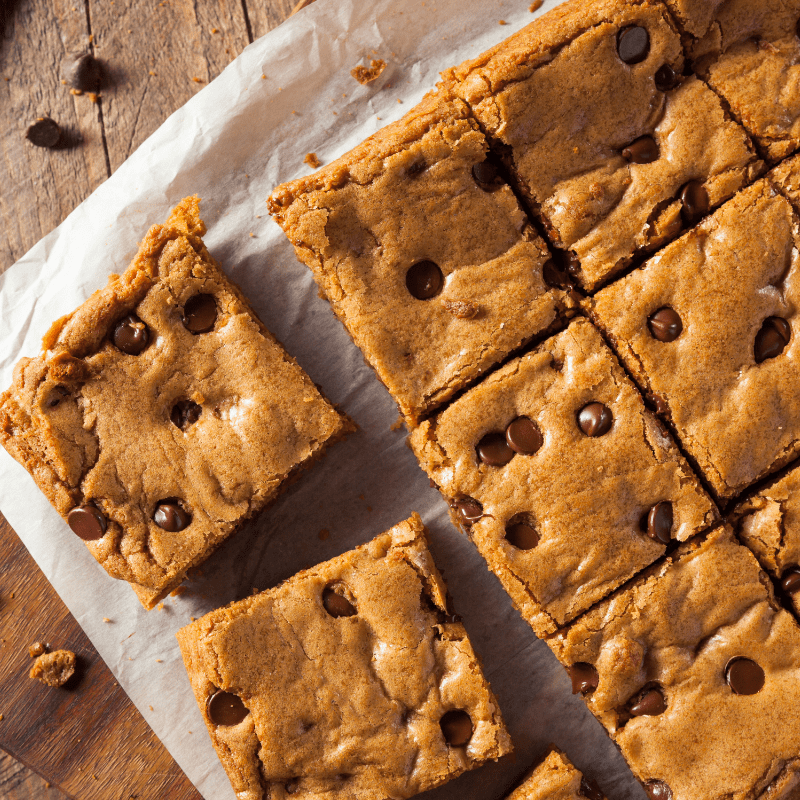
[304,152,321,168]
[530,0,544,10]
[351,59,386,85]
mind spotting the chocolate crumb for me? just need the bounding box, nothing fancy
[25,117,61,148]
[351,59,386,85]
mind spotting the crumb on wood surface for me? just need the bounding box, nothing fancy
[351,59,386,85]
[304,152,321,168]
[28,641,46,658]
[29,649,76,687]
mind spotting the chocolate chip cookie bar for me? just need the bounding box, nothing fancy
[504,746,605,800]
[0,197,352,608]
[587,178,800,500]
[409,319,717,637]
[176,514,512,800]
[268,93,573,425]
[550,525,800,800]
[442,0,762,291]
[665,0,800,162]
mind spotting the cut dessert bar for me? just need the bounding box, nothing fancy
[550,526,800,800]
[504,746,606,800]
[268,92,573,425]
[176,513,512,800]
[0,197,352,608]
[442,0,762,291]
[588,178,800,500]
[731,464,800,617]
[665,0,800,162]
[409,319,717,637]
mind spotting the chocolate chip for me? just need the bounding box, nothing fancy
[655,64,680,91]
[25,117,61,148]
[67,505,107,541]
[63,52,102,92]
[629,686,666,716]
[567,662,599,694]
[617,26,650,64]
[622,135,659,164]
[406,260,443,300]
[506,416,543,455]
[285,779,300,794]
[46,386,69,408]
[644,780,672,800]
[725,657,765,695]
[646,501,673,544]
[579,777,605,800]
[407,161,426,178]
[648,307,682,342]
[477,432,515,466]
[543,260,570,290]
[153,500,191,531]
[472,160,502,191]
[781,567,800,594]
[206,690,248,726]
[181,294,217,333]
[754,317,791,363]
[455,498,483,524]
[439,709,473,746]
[171,400,202,430]
[680,181,709,224]
[322,584,357,617]
[112,314,150,355]
[578,403,613,437]
[505,520,539,550]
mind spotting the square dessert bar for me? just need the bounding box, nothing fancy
[731,464,800,617]
[664,0,800,162]
[442,0,763,291]
[176,513,512,800]
[269,93,573,425]
[0,197,352,608]
[588,177,800,500]
[409,319,717,637]
[550,526,800,800]
[504,746,606,800]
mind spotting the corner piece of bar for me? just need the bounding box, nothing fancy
[503,745,607,800]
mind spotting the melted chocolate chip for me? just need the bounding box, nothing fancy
[25,117,61,148]
[439,709,473,747]
[725,657,765,695]
[477,432,515,466]
[153,500,191,531]
[781,567,800,594]
[648,307,682,342]
[622,135,659,164]
[680,181,709,224]
[171,400,202,430]
[67,505,107,541]
[505,520,539,550]
[644,780,672,800]
[580,777,604,800]
[455,498,483,524]
[407,161,426,178]
[629,686,666,717]
[506,417,543,455]
[567,662,599,694]
[46,386,69,408]
[543,260,570,290]
[754,317,791,363]
[182,294,217,333]
[113,314,150,355]
[207,690,248,725]
[63,52,102,92]
[472,160,502,191]
[406,260,443,300]
[655,64,680,92]
[646,502,673,545]
[578,403,613,438]
[322,584,357,617]
[617,26,650,64]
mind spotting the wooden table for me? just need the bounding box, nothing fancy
[0,0,312,796]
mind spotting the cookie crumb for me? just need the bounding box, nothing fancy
[192,76,203,83]
[156,658,163,663]
[103,617,111,623]
[351,59,386,85]
[29,649,76,687]
[443,299,480,319]
[304,152,321,168]
[158,602,165,610]
[499,19,508,24]
[170,586,186,597]
[28,641,46,658]
[149,705,154,711]
[390,416,405,431]
[0,714,4,721]
[211,27,218,33]
[70,88,83,96]
[529,0,543,10]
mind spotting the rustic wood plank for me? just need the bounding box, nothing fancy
[247,0,297,40]
[0,0,108,274]
[0,750,65,800]
[89,0,252,173]
[0,514,203,800]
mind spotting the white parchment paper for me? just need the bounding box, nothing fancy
[0,1,649,797]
